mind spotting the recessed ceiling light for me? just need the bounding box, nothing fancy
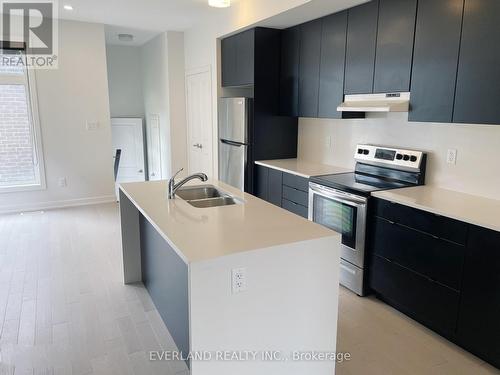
[63,4,73,10]
[208,0,230,8]
[118,33,134,42]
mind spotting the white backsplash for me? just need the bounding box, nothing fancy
[298,112,500,200]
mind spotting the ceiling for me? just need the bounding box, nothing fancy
[57,0,369,46]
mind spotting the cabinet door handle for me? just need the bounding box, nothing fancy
[138,169,143,173]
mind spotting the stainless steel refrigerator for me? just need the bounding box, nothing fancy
[218,97,253,191]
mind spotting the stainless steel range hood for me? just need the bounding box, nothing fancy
[337,92,410,113]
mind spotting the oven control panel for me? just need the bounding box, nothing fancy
[355,144,425,172]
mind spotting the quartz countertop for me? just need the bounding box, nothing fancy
[119,179,338,264]
[372,186,500,232]
[255,159,351,179]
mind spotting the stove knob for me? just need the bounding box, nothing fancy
[403,155,410,161]
[363,149,370,155]
[358,148,364,154]
[410,155,418,162]
[396,154,403,160]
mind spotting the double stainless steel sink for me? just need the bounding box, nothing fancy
[176,185,242,208]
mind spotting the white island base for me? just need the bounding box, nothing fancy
[119,180,341,375]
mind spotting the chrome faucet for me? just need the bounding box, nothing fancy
[168,168,208,199]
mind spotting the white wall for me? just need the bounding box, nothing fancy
[298,114,500,200]
[184,0,314,178]
[141,32,188,180]
[106,45,144,117]
[0,20,115,213]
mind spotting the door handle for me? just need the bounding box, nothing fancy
[198,144,203,149]
[138,169,143,173]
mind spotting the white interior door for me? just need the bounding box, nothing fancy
[186,67,213,177]
[111,118,145,198]
[147,114,162,181]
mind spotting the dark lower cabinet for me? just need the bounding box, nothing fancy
[373,0,417,93]
[370,216,465,290]
[369,198,500,369]
[457,226,500,368]
[344,0,379,95]
[254,165,309,217]
[453,0,500,124]
[298,19,322,117]
[279,26,300,117]
[268,168,283,207]
[409,0,464,123]
[318,11,348,119]
[370,255,460,336]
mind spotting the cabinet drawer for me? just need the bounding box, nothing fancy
[282,199,308,219]
[370,217,465,290]
[283,172,309,192]
[372,198,468,245]
[370,255,460,336]
[282,185,308,207]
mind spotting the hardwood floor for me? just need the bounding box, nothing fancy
[336,286,500,375]
[0,203,188,375]
[0,203,498,375]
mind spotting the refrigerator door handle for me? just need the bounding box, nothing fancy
[220,139,245,147]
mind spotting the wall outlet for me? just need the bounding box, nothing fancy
[86,121,99,131]
[446,149,458,165]
[58,177,67,187]
[231,268,247,294]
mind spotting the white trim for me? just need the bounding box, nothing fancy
[0,195,117,215]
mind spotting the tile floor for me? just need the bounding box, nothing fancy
[0,203,498,374]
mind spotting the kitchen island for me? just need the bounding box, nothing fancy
[119,179,341,375]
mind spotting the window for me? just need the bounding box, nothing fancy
[0,45,45,192]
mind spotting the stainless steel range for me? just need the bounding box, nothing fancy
[308,145,427,296]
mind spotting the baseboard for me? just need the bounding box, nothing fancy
[0,195,117,215]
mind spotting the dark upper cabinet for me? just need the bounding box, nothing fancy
[344,0,379,95]
[221,29,254,87]
[298,19,322,117]
[279,26,300,117]
[318,11,348,119]
[457,226,500,368]
[373,0,417,93]
[453,0,500,125]
[409,0,464,123]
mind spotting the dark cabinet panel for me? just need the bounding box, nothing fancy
[221,35,237,87]
[221,30,254,87]
[318,11,348,118]
[279,26,301,116]
[454,0,500,124]
[282,199,308,219]
[298,19,322,117]
[371,217,465,290]
[370,255,460,336]
[236,29,255,86]
[254,165,269,201]
[268,168,283,207]
[372,198,468,245]
[373,0,417,93]
[344,0,379,95]
[282,172,309,192]
[282,185,308,207]
[409,0,464,123]
[457,226,500,368]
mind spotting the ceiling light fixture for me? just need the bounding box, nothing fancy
[63,4,73,10]
[208,0,230,8]
[118,33,134,42]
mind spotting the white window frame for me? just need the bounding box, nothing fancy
[0,50,46,193]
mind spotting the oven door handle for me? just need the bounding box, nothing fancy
[309,185,367,208]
